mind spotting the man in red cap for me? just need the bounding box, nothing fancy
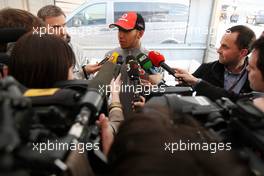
[105,11,162,79]
[105,12,163,115]
[109,12,145,50]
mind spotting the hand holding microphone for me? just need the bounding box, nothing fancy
[83,52,120,76]
[83,63,102,74]
[136,53,163,83]
[99,52,119,65]
[174,68,200,86]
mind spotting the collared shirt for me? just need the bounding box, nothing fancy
[224,63,248,94]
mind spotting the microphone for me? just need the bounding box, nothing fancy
[0,28,27,43]
[126,56,141,102]
[98,52,119,65]
[98,55,110,65]
[136,53,153,74]
[126,56,140,80]
[109,52,119,64]
[148,51,176,77]
[113,55,124,78]
[116,55,124,65]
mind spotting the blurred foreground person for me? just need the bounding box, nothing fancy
[9,33,75,88]
[247,37,264,111]
[0,8,44,78]
[106,104,252,176]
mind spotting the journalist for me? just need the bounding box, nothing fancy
[37,5,101,80]
[247,37,264,111]
[0,8,44,78]
[9,33,75,88]
[174,25,256,101]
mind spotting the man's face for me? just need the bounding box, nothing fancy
[247,49,264,92]
[118,28,142,49]
[217,32,244,67]
[44,14,67,40]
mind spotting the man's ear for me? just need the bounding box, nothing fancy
[240,48,249,57]
[137,30,144,39]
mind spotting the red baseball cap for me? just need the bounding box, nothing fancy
[109,12,145,31]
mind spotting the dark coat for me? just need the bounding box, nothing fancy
[192,60,252,101]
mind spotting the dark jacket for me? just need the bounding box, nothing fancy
[192,60,252,101]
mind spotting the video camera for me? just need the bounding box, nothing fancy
[0,76,109,176]
[151,94,264,174]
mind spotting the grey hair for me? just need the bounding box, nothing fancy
[37,5,66,21]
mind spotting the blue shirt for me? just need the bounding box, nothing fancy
[224,64,248,94]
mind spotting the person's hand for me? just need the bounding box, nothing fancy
[110,74,122,103]
[84,63,102,74]
[174,68,199,86]
[253,97,264,112]
[148,73,163,85]
[132,96,146,111]
[96,114,114,156]
[140,78,152,87]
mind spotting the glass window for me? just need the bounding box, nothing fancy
[210,0,264,49]
[68,3,106,27]
[114,2,188,22]
[114,1,190,45]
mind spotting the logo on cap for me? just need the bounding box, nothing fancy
[119,13,128,22]
[109,12,144,31]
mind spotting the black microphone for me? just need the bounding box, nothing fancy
[113,55,123,78]
[116,55,124,65]
[0,28,27,43]
[126,56,142,102]
[126,56,140,80]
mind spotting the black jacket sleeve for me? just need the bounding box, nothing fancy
[194,80,241,102]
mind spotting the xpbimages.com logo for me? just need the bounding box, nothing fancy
[164,140,232,154]
[98,83,166,96]
[32,25,102,37]
[32,25,67,37]
[32,140,99,154]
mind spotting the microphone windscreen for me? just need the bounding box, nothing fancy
[136,53,153,70]
[116,55,124,65]
[109,52,119,64]
[127,59,140,79]
[148,51,165,67]
[126,55,136,64]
